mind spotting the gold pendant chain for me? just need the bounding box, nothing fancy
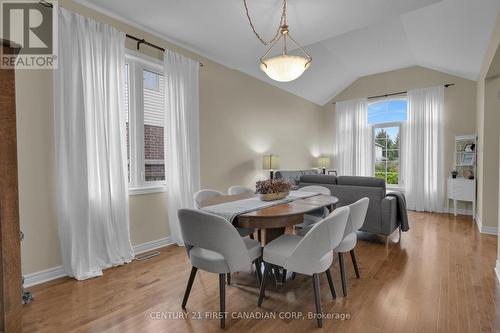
[243,0,287,46]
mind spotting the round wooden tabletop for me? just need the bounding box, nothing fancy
[199,193,339,243]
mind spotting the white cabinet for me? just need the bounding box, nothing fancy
[447,177,475,217]
[447,134,476,218]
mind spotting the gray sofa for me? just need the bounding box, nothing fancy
[274,169,319,188]
[297,174,399,237]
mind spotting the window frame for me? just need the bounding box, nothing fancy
[125,50,166,195]
[368,98,406,188]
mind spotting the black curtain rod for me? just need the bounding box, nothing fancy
[126,34,203,67]
[332,83,455,104]
[38,1,203,67]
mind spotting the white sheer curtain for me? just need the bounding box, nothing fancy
[164,50,200,245]
[334,98,372,176]
[54,8,134,280]
[404,86,444,212]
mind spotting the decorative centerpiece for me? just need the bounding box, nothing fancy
[255,178,292,201]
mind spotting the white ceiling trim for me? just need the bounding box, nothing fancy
[72,0,325,106]
[72,0,231,69]
[73,0,499,106]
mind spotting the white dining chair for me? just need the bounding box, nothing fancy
[258,206,350,328]
[178,209,262,328]
[228,185,254,195]
[335,197,369,297]
[294,185,331,235]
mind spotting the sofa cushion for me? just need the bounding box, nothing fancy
[274,169,318,185]
[300,174,337,185]
[337,176,385,190]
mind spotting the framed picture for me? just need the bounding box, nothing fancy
[461,152,475,165]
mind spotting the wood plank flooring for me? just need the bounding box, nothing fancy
[22,212,499,332]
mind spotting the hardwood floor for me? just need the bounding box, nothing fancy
[22,212,499,332]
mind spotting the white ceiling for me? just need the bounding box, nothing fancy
[81,0,500,105]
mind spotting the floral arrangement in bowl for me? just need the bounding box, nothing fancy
[255,179,292,201]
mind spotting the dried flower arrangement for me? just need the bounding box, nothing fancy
[255,179,292,194]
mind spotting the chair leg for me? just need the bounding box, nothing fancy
[254,258,262,285]
[249,233,255,240]
[325,268,336,299]
[258,262,271,307]
[182,266,198,309]
[338,252,347,297]
[257,229,262,242]
[281,268,287,283]
[219,274,226,328]
[291,272,297,280]
[312,273,323,328]
[350,249,360,278]
[226,273,231,285]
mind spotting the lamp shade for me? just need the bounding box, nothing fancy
[262,154,280,170]
[317,156,330,169]
[260,55,310,82]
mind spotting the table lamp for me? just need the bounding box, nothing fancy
[262,154,279,179]
[317,156,330,175]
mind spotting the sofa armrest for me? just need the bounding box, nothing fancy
[380,196,398,236]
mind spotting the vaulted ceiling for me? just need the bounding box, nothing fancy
[81,0,500,105]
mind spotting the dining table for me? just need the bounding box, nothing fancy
[199,192,339,244]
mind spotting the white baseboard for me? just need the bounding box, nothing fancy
[23,236,174,288]
[23,266,66,288]
[475,216,498,235]
[495,260,500,283]
[133,236,174,255]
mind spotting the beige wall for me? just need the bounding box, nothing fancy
[16,0,322,275]
[199,64,322,191]
[322,66,477,212]
[476,12,500,232]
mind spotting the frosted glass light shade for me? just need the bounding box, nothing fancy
[260,55,310,82]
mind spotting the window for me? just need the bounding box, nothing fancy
[368,99,407,186]
[125,52,166,193]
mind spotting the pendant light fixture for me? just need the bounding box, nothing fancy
[243,0,311,82]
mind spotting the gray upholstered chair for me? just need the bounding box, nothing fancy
[193,189,255,239]
[193,189,225,209]
[258,206,350,328]
[335,197,369,297]
[294,185,331,234]
[178,209,262,328]
[227,185,254,195]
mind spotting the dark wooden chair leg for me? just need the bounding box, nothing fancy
[281,268,287,283]
[226,273,231,285]
[258,263,271,307]
[350,249,360,278]
[339,252,347,297]
[219,274,226,328]
[249,233,255,240]
[312,273,323,328]
[257,229,262,242]
[182,266,198,309]
[325,268,336,299]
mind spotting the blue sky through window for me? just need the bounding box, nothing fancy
[368,99,407,138]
